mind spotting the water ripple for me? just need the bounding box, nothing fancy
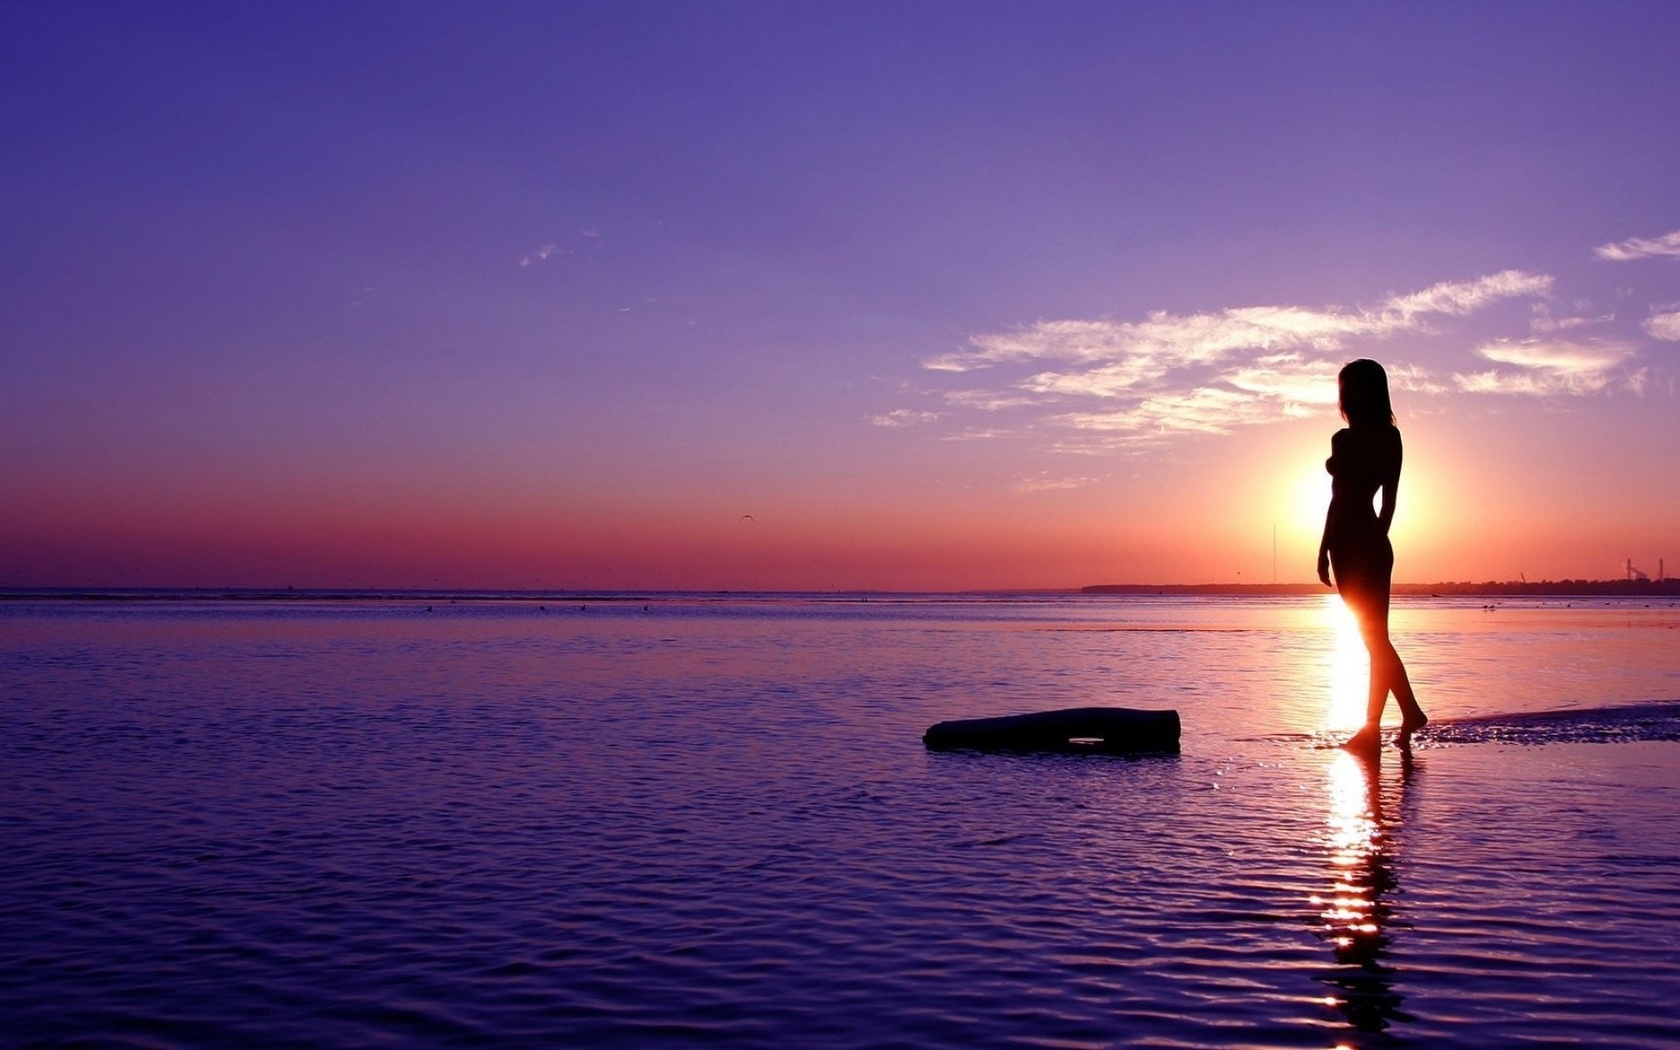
[3,598,1679,1047]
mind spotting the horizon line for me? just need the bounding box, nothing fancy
[3,578,1678,601]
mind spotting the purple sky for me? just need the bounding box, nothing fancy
[4,2,1679,588]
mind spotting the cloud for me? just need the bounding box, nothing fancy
[1529,301,1612,333]
[1015,475,1099,492]
[1054,387,1283,436]
[924,271,1550,390]
[1377,270,1554,321]
[1222,353,1342,406]
[520,242,562,266]
[1384,362,1451,395]
[868,409,940,428]
[894,245,1679,457]
[1032,353,1334,434]
[1593,229,1680,262]
[919,270,1553,437]
[1453,339,1636,395]
[942,389,1043,411]
[1644,309,1680,341]
[1529,315,1604,332]
[521,228,605,265]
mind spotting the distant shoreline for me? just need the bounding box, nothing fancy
[2,579,1678,601]
[1082,579,1680,597]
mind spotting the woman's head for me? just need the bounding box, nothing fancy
[1338,358,1395,427]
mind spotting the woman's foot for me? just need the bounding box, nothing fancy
[1400,710,1429,736]
[1341,725,1382,753]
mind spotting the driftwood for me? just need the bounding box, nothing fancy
[923,706,1180,754]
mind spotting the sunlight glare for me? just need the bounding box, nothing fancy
[1320,751,1381,949]
[1324,595,1367,730]
[1387,462,1435,552]
[1290,462,1331,545]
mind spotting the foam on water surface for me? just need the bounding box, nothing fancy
[1421,700,1680,746]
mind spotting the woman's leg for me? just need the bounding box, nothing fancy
[1338,582,1387,749]
[1336,546,1423,748]
[1356,606,1390,728]
[1356,600,1427,735]
[1364,637,1390,725]
[1389,640,1426,732]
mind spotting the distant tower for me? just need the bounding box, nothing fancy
[1628,557,1634,582]
[1661,559,1666,582]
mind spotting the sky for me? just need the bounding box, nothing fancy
[3,1,1679,590]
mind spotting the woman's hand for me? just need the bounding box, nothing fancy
[1317,549,1332,587]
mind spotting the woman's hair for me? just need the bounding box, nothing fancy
[1338,358,1396,427]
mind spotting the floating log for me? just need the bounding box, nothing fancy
[923,706,1180,754]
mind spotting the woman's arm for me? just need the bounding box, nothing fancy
[1317,511,1333,586]
[1377,430,1403,535]
[1318,430,1341,586]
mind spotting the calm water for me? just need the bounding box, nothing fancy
[3,594,1679,1048]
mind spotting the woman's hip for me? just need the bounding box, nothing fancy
[1329,536,1394,587]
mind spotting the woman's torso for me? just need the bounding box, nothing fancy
[1326,424,1401,546]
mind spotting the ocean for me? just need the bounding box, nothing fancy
[3,593,1679,1048]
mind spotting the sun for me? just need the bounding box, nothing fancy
[1287,451,1437,557]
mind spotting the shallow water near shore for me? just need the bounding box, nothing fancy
[3,594,1679,1048]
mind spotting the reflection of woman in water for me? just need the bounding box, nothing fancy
[1317,359,1427,751]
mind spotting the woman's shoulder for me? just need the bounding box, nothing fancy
[1343,423,1400,445]
[1333,425,1402,471]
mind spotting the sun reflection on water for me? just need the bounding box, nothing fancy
[1319,752,1385,943]
[1325,595,1369,731]
[1312,748,1412,1036]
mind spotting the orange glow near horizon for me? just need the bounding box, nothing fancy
[2,405,1672,590]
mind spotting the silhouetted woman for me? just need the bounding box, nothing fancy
[1317,359,1427,750]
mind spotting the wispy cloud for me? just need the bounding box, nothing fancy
[1378,270,1555,320]
[1453,339,1637,395]
[881,238,1676,459]
[1384,362,1451,395]
[519,242,562,266]
[1593,228,1680,262]
[1015,475,1099,492]
[1041,353,1334,438]
[1222,353,1341,406]
[1644,308,1680,341]
[520,227,604,266]
[942,389,1043,411]
[920,270,1553,438]
[925,271,1550,390]
[1529,301,1612,333]
[1054,386,1285,436]
[868,409,941,428]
